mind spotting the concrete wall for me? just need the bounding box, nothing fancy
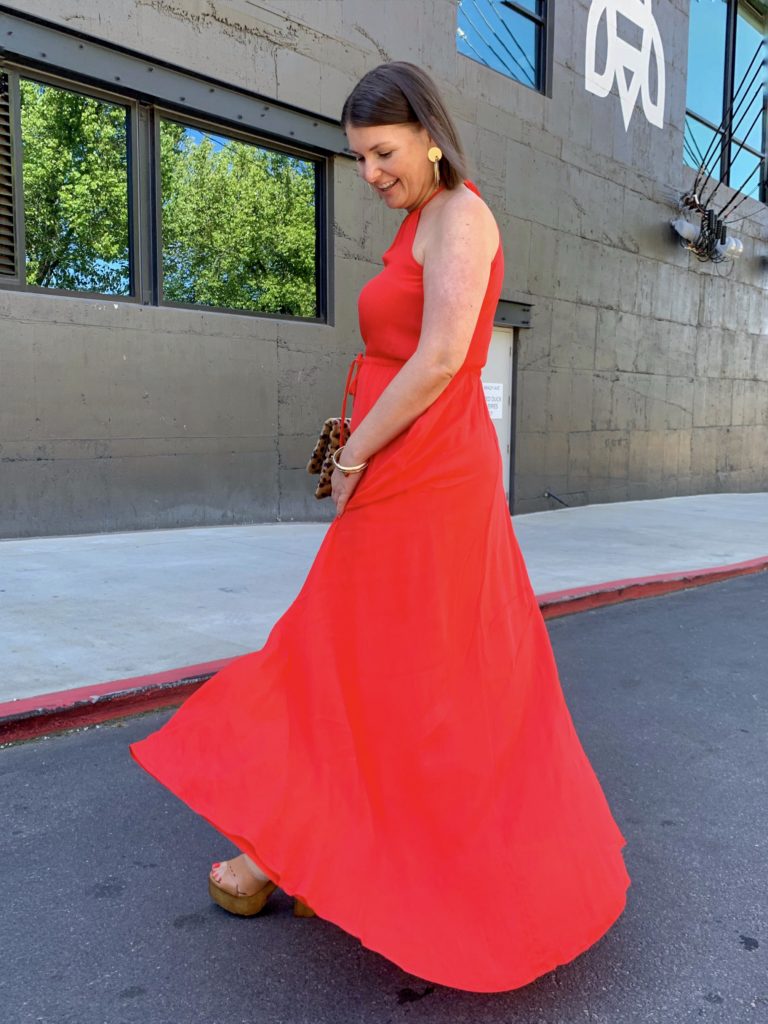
[507,0,768,510]
[1,0,766,536]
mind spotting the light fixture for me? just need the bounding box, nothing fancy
[670,194,743,263]
[670,217,698,242]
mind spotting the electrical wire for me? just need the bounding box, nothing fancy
[692,39,765,196]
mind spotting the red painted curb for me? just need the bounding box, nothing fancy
[537,554,768,618]
[2,555,766,744]
[0,658,235,746]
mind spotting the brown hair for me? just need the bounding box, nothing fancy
[341,62,470,190]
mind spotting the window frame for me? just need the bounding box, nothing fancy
[0,60,331,322]
[456,0,551,96]
[684,0,767,205]
[151,105,327,321]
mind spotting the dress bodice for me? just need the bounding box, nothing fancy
[357,179,504,372]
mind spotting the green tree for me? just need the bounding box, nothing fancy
[20,79,130,293]
[159,121,317,316]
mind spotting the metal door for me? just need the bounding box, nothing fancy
[481,327,515,504]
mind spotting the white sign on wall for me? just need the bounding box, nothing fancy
[483,382,504,421]
[585,0,666,131]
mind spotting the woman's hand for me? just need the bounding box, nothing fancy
[331,464,364,517]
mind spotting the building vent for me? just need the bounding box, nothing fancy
[0,73,16,277]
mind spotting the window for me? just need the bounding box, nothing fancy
[684,0,767,203]
[158,119,317,316]
[20,78,131,295]
[0,66,323,319]
[456,0,548,92]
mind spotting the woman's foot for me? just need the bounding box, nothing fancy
[208,852,317,919]
[210,851,270,892]
[210,853,269,893]
[208,854,277,916]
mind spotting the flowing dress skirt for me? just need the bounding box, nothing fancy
[129,355,631,993]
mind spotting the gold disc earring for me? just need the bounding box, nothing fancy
[427,145,443,186]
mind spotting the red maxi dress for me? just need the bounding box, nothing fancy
[129,179,631,993]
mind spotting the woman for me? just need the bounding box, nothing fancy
[129,61,631,993]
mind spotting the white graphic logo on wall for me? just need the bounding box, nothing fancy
[585,0,666,131]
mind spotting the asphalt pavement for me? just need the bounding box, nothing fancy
[2,572,766,1024]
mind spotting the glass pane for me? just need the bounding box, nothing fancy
[729,142,762,200]
[505,0,540,14]
[20,79,130,294]
[684,115,723,180]
[159,121,317,317]
[457,0,540,89]
[732,4,766,154]
[686,0,728,126]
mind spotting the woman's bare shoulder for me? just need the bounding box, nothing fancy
[414,183,499,266]
[434,186,499,253]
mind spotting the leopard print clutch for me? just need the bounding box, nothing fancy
[306,416,351,499]
[307,352,363,500]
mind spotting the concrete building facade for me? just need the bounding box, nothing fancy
[0,0,766,537]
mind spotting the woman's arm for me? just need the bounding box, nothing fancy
[340,194,499,469]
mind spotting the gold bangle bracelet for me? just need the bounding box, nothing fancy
[331,444,369,474]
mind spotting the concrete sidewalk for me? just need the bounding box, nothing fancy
[1,492,767,736]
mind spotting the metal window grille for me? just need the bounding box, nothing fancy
[0,73,16,277]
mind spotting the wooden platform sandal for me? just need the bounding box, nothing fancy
[208,857,316,918]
